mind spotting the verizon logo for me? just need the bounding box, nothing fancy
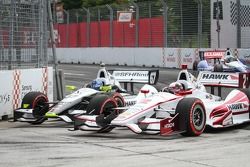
[202,73,229,80]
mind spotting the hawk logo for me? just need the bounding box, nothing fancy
[125,100,136,106]
[201,73,229,80]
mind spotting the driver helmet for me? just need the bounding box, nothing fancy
[168,82,183,94]
[91,79,104,90]
[225,55,236,63]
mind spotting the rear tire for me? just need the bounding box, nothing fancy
[176,98,206,136]
[214,64,223,72]
[21,92,49,124]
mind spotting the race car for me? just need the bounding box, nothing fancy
[13,64,159,124]
[72,68,250,137]
[193,49,250,72]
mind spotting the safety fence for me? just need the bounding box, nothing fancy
[53,0,209,48]
[0,0,49,70]
[53,0,250,49]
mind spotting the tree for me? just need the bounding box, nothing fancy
[61,0,131,9]
[61,0,83,10]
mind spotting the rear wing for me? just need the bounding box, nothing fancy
[111,69,159,93]
[197,71,250,95]
[112,70,159,85]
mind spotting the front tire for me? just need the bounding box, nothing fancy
[176,98,206,136]
[21,92,49,124]
[87,95,118,133]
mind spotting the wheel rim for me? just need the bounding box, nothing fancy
[192,105,205,131]
[102,101,117,117]
[33,97,48,117]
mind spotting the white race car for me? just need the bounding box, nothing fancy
[194,50,250,72]
[13,65,159,124]
[72,68,250,137]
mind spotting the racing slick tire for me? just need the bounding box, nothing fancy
[239,89,250,118]
[107,92,125,108]
[176,98,206,136]
[87,94,118,133]
[86,94,117,115]
[21,92,49,124]
[214,64,223,72]
[193,60,198,71]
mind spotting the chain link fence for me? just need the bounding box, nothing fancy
[53,0,211,48]
[0,0,49,70]
[54,0,250,49]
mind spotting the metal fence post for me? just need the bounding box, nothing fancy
[236,0,241,48]
[48,0,62,100]
[216,0,221,48]
[131,1,139,47]
[37,2,43,67]
[98,8,101,47]
[160,0,167,47]
[198,0,203,48]
[64,10,69,47]
[82,7,90,47]
[180,0,183,48]
[149,2,152,47]
[8,0,15,70]
[106,5,113,47]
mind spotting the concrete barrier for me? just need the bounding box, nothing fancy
[0,67,53,119]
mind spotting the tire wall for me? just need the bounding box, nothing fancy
[0,67,53,118]
[54,48,250,69]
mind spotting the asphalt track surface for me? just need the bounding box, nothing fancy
[0,64,250,167]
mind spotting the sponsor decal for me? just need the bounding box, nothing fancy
[164,122,175,128]
[204,51,224,59]
[167,52,176,62]
[21,85,33,99]
[22,85,32,91]
[23,31,37,44]
[139,98,152,104]
[227,103,248,112]
[201,73,238,80]
[242,54,250,65]
[183,53,193,63]
[113,72,148,77]
[125,100,136,106]
[0,94,11,104]
[243,53,250,58]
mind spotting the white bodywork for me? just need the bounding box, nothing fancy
[15,65,159,123]
[75,69,250,134]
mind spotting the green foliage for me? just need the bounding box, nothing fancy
[61,0,83,10]
[61,0,132,9]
